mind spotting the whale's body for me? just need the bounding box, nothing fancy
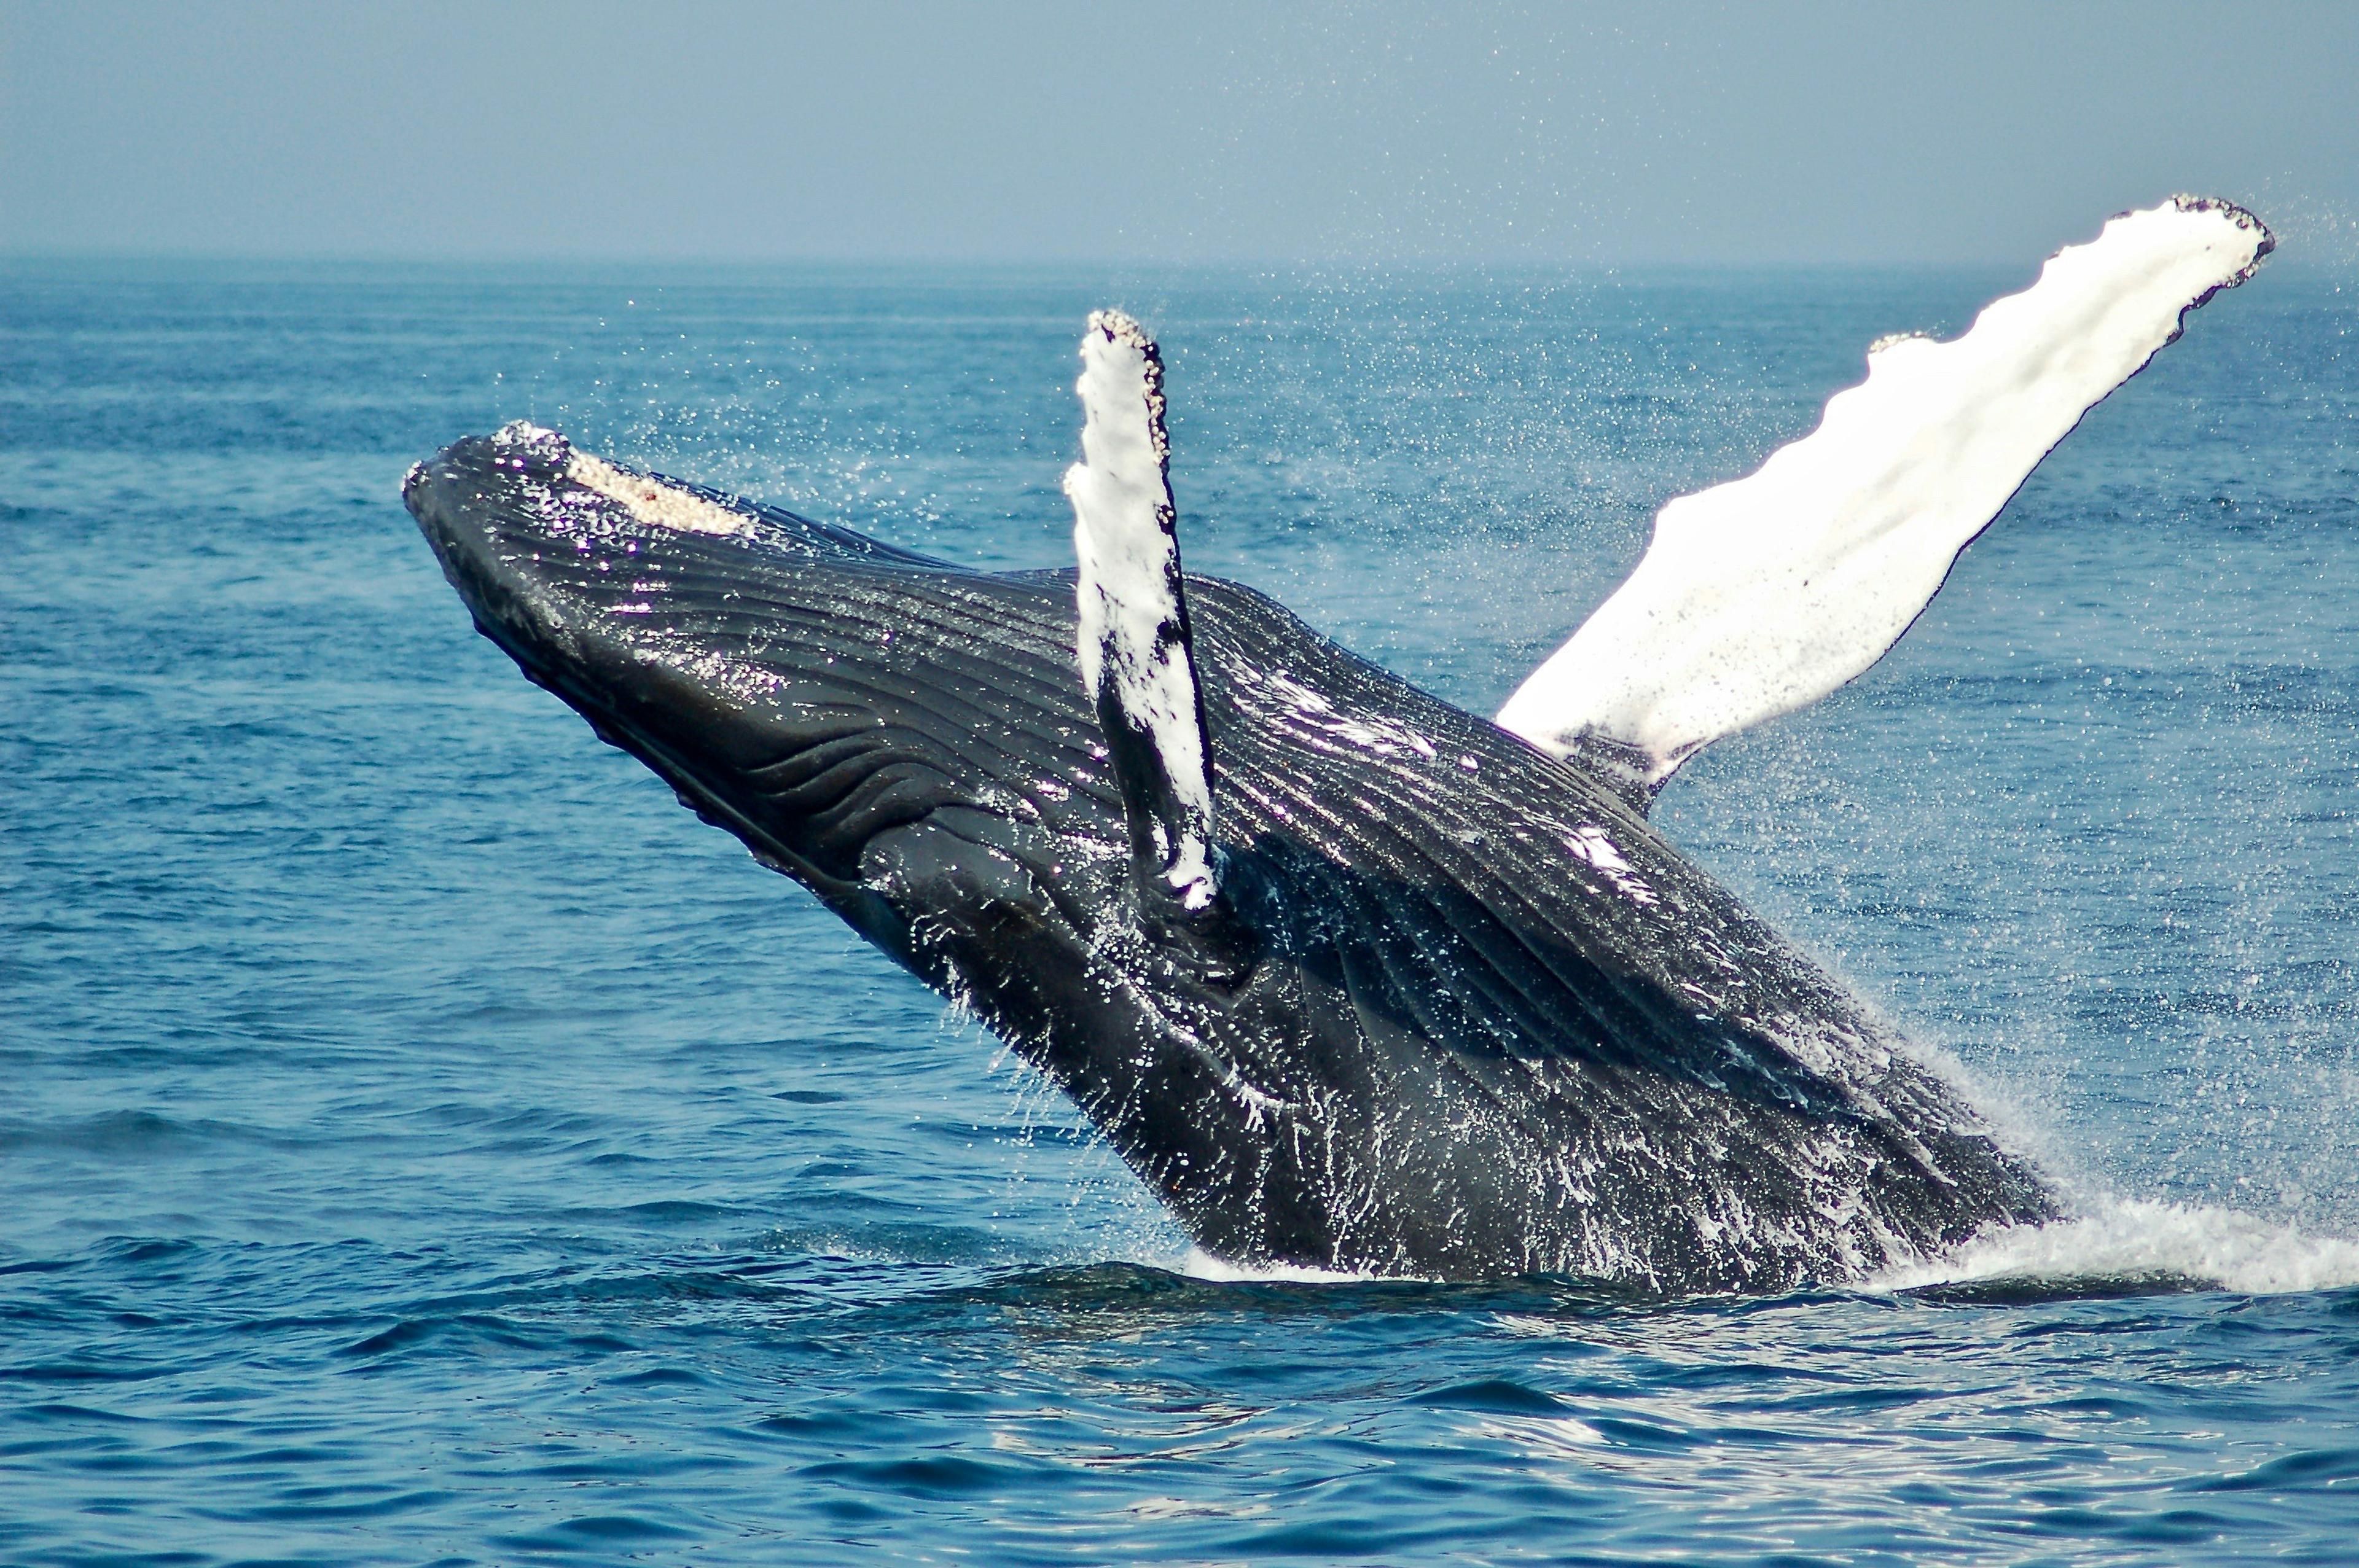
[407,428,2052,1291]
[405,197,2272,1291]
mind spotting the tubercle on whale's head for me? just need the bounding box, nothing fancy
[405,419,756,534]
[406,422,915,789]
[406,428,768,800]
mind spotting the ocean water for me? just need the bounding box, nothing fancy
[4,254,2358,1564]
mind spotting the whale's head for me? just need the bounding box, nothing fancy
[404,422,1136,980]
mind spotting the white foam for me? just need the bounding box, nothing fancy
[1063,310,1218,908]
[1498,196,2274,791]
[1178,1246,1385,1285]
[1871,1197,2359,1297]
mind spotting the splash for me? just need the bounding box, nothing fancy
[1178,1247,1384,1285]
[1872,1198,2359,1297]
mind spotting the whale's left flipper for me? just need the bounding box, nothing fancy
[1496,195,2274,808]
[1063,311,1220,910]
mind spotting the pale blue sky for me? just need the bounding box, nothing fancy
[4,0,2355,265]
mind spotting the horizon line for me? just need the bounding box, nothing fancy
[0,247,2152,275]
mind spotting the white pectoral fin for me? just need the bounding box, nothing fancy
[1496,195,2274,803]
[1063,310,1219,909]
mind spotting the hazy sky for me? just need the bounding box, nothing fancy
[5,1,2355,266]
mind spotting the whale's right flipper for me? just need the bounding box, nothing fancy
[1496,195,2274,808]
[1063,310,1221,911]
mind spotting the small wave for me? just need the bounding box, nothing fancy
[1871,1198,2359,1298]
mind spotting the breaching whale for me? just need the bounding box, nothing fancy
[406,197,2272,1292]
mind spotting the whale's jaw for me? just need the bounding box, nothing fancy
[405,424,2057,1292]
[404,423,972,918]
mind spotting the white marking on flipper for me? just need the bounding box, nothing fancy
[1063,311,1219,909]
[1496,195,2273,794]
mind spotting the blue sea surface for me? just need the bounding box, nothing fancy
[4,255,2358,1564]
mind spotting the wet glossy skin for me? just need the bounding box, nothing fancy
[408,427,2056,1290]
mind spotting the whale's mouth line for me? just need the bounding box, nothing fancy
[454,593,857,897]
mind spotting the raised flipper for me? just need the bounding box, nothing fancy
[1496,195,2274,808]
[1063,310,1220,910]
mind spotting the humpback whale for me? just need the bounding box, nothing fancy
[405,197,2272,1292]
